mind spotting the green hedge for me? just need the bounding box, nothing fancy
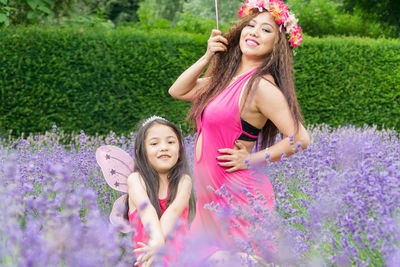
[0,27,205,136]
[295,36,400,129]
[0,27,399,136]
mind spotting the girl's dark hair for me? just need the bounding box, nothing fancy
[187,11,303,149]
[126,118,196,225]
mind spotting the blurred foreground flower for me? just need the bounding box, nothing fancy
[0,124,399,266]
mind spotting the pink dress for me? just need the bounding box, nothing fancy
[190,68,275,257]
[129,191,189,266]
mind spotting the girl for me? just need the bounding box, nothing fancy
[128,116,196,266]
[169,0,310,262]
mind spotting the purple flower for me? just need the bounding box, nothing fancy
[1,124,399,266]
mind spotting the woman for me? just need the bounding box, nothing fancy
[169,0,310,262]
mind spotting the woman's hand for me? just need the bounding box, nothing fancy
[216,141,250,173]
[204,30,229,62]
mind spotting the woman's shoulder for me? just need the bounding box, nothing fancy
[253,75,288,110]
[255,75,283,97]
[261,74,276,85]
[259,74,278,89]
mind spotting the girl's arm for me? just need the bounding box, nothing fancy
[168,30,228,101]
[217,79,310,172]
[132,175,192,267]
[127,172,164,247]
[159,175,192,236]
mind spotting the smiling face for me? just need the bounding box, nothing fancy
[144,123,180,175]
[239,12,278,62]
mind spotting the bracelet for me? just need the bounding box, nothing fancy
[265,148,271,162]
[289,134,296,152]
[289,134,295,146]
[244,158,250,169]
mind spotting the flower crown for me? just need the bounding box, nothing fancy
[238,0,302,48]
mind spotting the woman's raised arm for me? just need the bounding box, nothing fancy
[168,30,228,101]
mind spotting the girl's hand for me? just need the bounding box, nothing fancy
[134,242,159,266]
[217,141,250,173]
[204,29,229,62]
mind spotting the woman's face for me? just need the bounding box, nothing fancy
[145,123,180,175]
[239,12,278,61]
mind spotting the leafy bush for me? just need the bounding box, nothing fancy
[287,0,398,38]
[179,0,241,27]
[133,0,398,38]
[341,0,400,36]
[0,0,81,26]
[0,27,399,136]
[173,13,215,34]
[134,0,170,30]
[132,0,239,34]
[104,0,140,25]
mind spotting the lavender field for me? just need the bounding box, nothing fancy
[1,125,399,266]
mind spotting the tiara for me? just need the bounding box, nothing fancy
[238,0,302,48]
[142,115,168,127]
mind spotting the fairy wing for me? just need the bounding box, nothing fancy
[109,194,135,233]
[95,145,134,193]
[96,145,135,233]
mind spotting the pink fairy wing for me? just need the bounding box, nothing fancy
[109,194,134,233]
[96,145,134,193]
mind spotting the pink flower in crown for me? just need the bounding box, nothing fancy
[238,5,252,18]
[284,13,298,33]
[289,26,302,48]
[255,0,268,11]
[242,0,268,12]
[269,0,289,25]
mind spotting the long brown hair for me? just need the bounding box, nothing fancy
[187,11,303,149]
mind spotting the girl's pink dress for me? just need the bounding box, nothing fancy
[129,192,189,266]
[190,68,275,258]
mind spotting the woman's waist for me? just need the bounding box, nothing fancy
[197,126,255,147]
[194,162,268,186]
[197,123,240,134]
[194,163,264,177]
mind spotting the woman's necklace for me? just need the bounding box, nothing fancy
[230,72,246,86]
[232,75,240,81]
[231,67,257,83]
[228,75,240,87]
[232,69,251,81]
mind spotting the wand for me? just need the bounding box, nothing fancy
[215,0,219,30]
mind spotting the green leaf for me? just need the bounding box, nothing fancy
[27,10,38,19]
[42,0,54,8]
[27,0,38,9]
[0,13,6,23]
[38,5,53,15]
[0,0,7,5]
